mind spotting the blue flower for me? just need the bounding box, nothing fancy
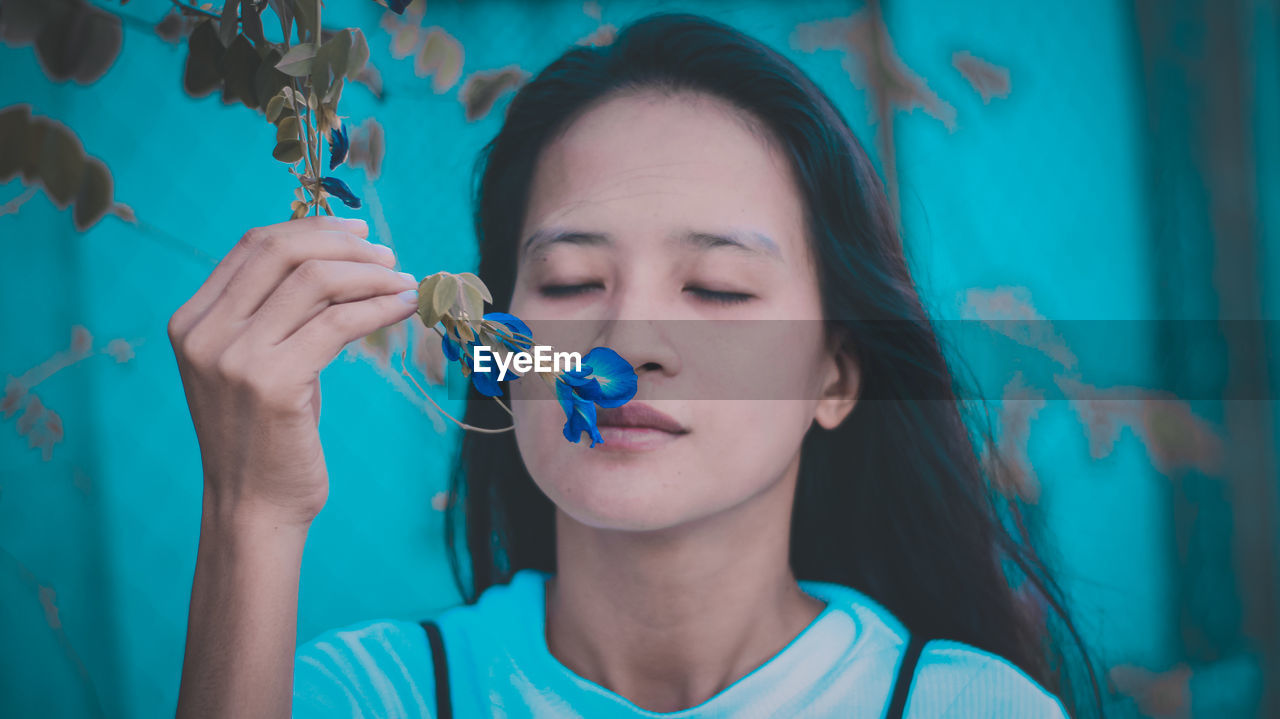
[482,312,533,352]
[441,333,462,361]
[434,311,637,445]
[320,176,361,208]
[556,378,603,447]
[328,124,349,170]
[569,347,638,408]
[440,331,506,398]
[554,347,638,446]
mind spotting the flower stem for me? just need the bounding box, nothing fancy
[398,351,514,434]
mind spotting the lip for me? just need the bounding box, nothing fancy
[595,402,689,434]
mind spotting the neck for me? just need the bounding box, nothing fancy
[544,462,826,712]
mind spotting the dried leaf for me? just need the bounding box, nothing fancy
[791,11,957,131]
[219,0,240,47]
[71,5,122,84]
[265,93,286,122]
[292,0,319,43]
[0,0,52,46]
[0,105,33,182]
[275,42,316,76]
[347,28,369,77]
[346,117,384,178]
[459,65,529,122]
[155,9,195,43]
[20,117,47,182]
[415,28,464,93]
[37,120,87,209]
[183,20,225,97]
[575,24,616,48]
[952,50,1011,104]
[240,1,265,47]
[455,272,493,304]
[390,25,418,59]
[253,48,289,112]
[460,283,484,322]
[432,274,459,324]
[33,3,122,84]
[275,115,300,142]
[73,157,112,230]
[220,34,262,108]
[417,273,446,328]
[273,139,304,163]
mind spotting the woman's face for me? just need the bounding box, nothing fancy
[507,90,857,532]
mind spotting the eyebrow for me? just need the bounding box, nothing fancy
[521,228,783,261]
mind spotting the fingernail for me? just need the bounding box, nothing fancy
[397,289,419,303]
[372,243,395,261]
[398,271,416,284]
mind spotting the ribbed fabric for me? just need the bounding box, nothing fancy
[292,570,1068,718]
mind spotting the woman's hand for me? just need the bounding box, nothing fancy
[168,215,418,528]
[171,216,418,719]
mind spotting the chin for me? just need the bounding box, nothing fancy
[516,423,704,531]
[539,453,702,532]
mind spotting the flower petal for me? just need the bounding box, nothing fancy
[328,124,350,170]
[482,311,534,351]
[470,365,503,396]
[556,379,602,446]
[319,176,361,208]
[573,347,637,408]
[441,335,461,361]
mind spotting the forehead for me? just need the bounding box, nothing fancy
[519,90,808,263]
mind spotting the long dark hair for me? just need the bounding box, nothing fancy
[444,12,1101,716]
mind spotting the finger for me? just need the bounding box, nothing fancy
[171,217,371,337]
[276,291,422,374]
[244,259,419,346]
[202,227,396,335]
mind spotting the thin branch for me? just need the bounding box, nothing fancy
[398,351,515,434]
[0,187,38,217]
[490,396,515,417]
[169,0,220,20]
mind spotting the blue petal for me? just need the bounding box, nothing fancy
[556,379,602,447]
[328,124,349,170]
[470,365,503,397]
[458,340,505,397]
[559,362,595,386]
[482,312,533,351]
[441,335,461,361]
[320,176,361,208]
[573,347,637,408]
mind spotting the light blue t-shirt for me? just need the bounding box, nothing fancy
[292,569,1068,718]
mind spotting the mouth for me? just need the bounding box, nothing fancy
[594,402,689,451]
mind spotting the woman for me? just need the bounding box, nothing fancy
[171,12,1098,719]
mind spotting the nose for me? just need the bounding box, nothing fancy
[596,281,682,381]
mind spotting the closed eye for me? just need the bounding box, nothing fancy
[685,287,754,305]
[539,282,604,298]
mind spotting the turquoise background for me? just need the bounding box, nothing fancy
[2,1,1276,716]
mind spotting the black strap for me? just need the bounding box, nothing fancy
[420,620,453,719]
[886,633,927,719]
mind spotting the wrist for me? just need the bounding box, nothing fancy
[201,488,318,535]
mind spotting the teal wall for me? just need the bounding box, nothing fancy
[2,1,1275,716]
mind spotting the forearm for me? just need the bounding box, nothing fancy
[176,496,310,719]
